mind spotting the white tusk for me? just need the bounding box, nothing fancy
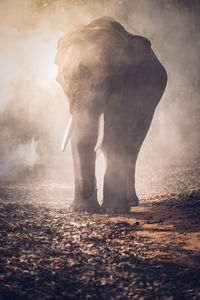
[94,113,104,152]
[61,115,74,152]
[96,149,102,157]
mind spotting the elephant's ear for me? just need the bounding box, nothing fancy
[57,37,64,49]
[128,34,151,57]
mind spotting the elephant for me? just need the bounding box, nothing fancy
[55,17,167,213]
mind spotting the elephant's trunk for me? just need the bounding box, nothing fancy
[71,113,99,200]
[61,111,104,200]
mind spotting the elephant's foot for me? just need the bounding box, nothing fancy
[70,196,100,213]
[128,195,139,207]
[101,200,130,214]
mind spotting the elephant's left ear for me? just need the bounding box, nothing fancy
[128,34,151,55]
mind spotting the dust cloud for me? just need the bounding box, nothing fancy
[0,0,199,183]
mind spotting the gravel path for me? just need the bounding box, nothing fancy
[0,156,200,299]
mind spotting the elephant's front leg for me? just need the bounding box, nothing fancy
[70,115,100,212]
[101,109,141,213]
[101,153,130,213]
[126,163,139,207]
[101,151,138,213]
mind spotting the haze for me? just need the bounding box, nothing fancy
[0,0,199,190]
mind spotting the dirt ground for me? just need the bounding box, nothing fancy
[0,155,200,299]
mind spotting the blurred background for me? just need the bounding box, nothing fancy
[0,0,199,189]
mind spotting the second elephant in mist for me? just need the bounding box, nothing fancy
[55,17,167,213]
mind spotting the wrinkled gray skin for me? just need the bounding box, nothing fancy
[55,17,167,213]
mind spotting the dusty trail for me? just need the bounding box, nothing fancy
[0,155,200,299]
